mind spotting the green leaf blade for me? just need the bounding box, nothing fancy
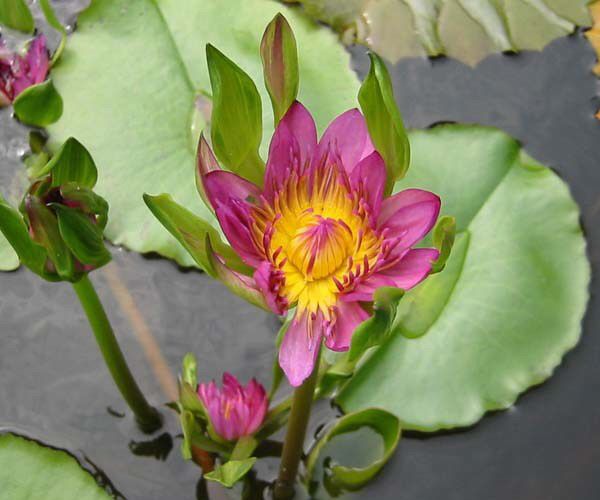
[13,80,63,127]
[204,458,257,488]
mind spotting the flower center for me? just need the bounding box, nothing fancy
[287,212,353,281]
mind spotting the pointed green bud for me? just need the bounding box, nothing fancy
[260,13,299,125]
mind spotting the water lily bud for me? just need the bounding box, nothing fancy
[0,138,110,282]
[198,373,268,441]
[260,13,299,125]
[0,35,49,106]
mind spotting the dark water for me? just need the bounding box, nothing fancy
[1,2,600,499]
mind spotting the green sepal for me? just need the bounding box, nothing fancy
[181,352,198,388]
[431,215,456,273]
[59,184,109,229]
[348,287,404,362]
[230,435,258,461]
[204,458,257,488]
[39,0,67,65]
[268,317,289,398]
[24,195,74,281]
[358,53,409,194]
[305,408,401,493]
[13,80,63,127]
[53,205,110,268]
[0,0,34,33]
[206,44,264,186]
[38,138,98,189]
[179,382,207,419]
[0,196,49,278]
[260,13,299,125]
[143,193,247,276]
[205,236,271,312]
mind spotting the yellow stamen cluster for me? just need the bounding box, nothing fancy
[251,165,382,318]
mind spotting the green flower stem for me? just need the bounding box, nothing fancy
[72,275,162,432]
[273,350,321,499]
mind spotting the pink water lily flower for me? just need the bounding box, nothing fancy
[0,35,49,106]
[198,373,268,441]
[198,101,440,386]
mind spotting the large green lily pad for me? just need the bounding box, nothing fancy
[337,124,590,431]
[46,0,360,267]
[285,0,592,65]
[0,433,111,499]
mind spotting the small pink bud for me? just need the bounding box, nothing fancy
[0,35,49,105]
[198,373,268,441]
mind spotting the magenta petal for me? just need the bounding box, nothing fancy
[279,312,323,387]
[379,248,439,289]
[24,35,49,85]
[214,203,262,266]
[245,379,268,434]
[254,261,288,315]
[325,301,369,351]
[203,170,261,211]
[349,151,386,217]
[264,101,317,197]
[316,109,374,173]
[378,189,440,248]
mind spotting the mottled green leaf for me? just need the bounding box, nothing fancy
[290,0,592,65]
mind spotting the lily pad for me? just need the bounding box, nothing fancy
[337,124,590,431]
[286,0,592,65]
[47,0,360,267]
[0,433,111,499]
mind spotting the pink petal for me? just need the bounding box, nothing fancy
[214,203,262,266]
[325,301,369,351]
[245,379,268,434]
[349,151,386,218]
[203,170,261,211]
[378,189,440,249]
[24,35,49,85]
[253,261,288,314]
[316,109,374,173]
[379,248,439,288]
[196,134,221,210]
[264,101,317,198]
[279,311,323,387]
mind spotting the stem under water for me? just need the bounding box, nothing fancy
[72,275,162,433]
[273,351,320,499]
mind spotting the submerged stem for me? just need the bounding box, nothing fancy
[72,275,162,432]
[273,351,320,499]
